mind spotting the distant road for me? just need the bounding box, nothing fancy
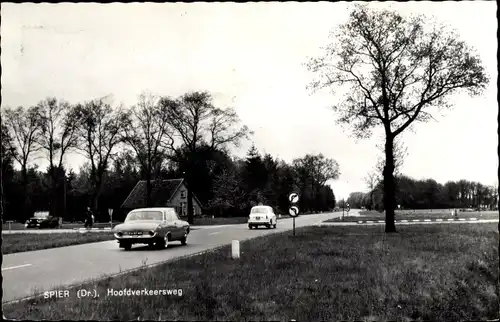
[2,211,344,303]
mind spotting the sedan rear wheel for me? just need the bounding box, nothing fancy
[181,232,188,245]
[122,243,132,251]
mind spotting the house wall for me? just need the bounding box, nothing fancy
[168,183,203,217]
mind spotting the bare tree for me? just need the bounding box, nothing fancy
[159,91,250,224]
[37,98,80,218]
[122,92,172,207]
[307,5,488,232]
[73,99,128,214]
[3,105,43,218]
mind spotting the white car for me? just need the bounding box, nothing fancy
[248,205,277,229]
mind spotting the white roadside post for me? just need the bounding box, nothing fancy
[108,208,113,229]
[232,240,240,259]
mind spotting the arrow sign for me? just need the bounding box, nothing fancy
[108,209,113,216]
[289,193,299,204]
[289,206,299,217]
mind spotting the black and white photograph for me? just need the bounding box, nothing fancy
[1,2,498,321]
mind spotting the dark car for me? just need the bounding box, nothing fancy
[25,211,59,229]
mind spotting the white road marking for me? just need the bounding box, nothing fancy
[401,220,408,223]
[209,232,220,235]
[458,218,466,221]
[436,219,443,222]
[470,218,477,220]
[412,220,420,222]
[447,219,454,221]
[358,221,363,224]
[2,264,32,271]
[424,219,431,222]
[366,221,373,223]
[378,220,384,223]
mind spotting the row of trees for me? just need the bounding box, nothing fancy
[1,92,340,223]
[1,92,250,224]
[347,175,498,211]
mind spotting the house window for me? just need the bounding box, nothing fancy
[180,191,186,199]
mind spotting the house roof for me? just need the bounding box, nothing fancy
[121,178,203,209]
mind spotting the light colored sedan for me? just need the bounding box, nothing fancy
[248,205,277,229]
[113,207,189,251]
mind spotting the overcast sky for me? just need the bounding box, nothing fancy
[1,2,497,199]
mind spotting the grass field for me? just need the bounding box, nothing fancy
[4,223,498,321]
[325,210,498,223]
[1,232,115,254]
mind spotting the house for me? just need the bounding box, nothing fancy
[121,179,203,218]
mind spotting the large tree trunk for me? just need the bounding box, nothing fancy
[383,134,397,233]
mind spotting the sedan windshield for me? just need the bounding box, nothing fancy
[34,212,49,218]
[251,207,270,214]
[125,211,163,222]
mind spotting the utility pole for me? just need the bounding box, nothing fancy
[342,198,345,221]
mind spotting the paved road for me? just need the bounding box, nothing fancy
[2,211,343,303]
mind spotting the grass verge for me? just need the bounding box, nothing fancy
[3,223,498,321]
[2,222,120,231]
[322,210,499,223]
[2,232,115,254]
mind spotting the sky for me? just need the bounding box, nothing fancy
[1,2,497,200]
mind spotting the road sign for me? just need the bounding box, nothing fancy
[289,206,299,217]
[288,193,299,204]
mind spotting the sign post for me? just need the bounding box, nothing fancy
[108,208,113,229]
[289,192,300,236]
[289,206,299,236]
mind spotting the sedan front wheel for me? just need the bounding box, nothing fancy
[156,234,169,249]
